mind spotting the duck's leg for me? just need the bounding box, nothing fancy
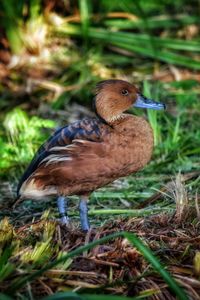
[57,196,69,225]
[79,196,90,231]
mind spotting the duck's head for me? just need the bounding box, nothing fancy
[94,79,165,124]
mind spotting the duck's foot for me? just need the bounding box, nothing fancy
[57,196,69,226]
[79,198,90,232]
[59,214,70,225]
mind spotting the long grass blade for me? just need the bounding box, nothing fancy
[0,0,23,53]
[42,291,149,300]
[29,0,41,20]
[58,24,200,52]
[124,232,188,300]
[79,0,91,42]
[0,294,14,300]
[87,207,173,216]
[104,15,200,30]
[56,25,200,69]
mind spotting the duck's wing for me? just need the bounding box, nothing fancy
[17,118,104,196]
[20,137,114,198]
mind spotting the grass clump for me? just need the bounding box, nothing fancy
[2,196,200,300]
[0,108,55,179]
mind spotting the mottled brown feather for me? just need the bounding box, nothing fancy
[20,115,153,198]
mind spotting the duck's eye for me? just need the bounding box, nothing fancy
[121,89,129,96]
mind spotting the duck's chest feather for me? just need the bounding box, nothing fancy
[103,115,154,176]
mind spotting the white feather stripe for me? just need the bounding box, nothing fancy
[39,139,87,166]
[40,154,72,163]
[48,140,87,154]
[49,146,69,152]
[40,154,58,163]
[62,144,77,149]
[73,139,88,143]
[44,156,72,166]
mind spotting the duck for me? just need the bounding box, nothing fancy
[16,79,165,231]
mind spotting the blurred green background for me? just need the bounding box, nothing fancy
[0,1,200,299]
[0,0,199,199]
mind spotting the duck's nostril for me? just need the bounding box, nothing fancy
[144,98,153,104]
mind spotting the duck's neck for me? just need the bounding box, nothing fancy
[95,107,126,126]
[94,95,126,126]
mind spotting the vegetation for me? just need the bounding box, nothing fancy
[0,0,200,299]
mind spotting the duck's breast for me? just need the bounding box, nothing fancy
[108,115,154,176]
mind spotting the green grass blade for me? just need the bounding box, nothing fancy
[42,292,149,300]
[102,40,200,69]
[1,0,21,19]
[79,0,91,42]
[0,0,23,53]
[57,24,200,52]
[92,191,152,199]
[103,31,200,52]
[172,115,181,144]
[124,232,188,300]
[104,15,200,30]
[9,231,188,300]
[82,292,158,300]
[87,207,173,216]
[42,291,82,300]
[0,294,14,300]
[143,80,161,146]
[29,0,41,20]
[56,25,200,69]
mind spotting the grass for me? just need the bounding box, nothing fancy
[1,209,199,299]
[6,231,188,300]
[56,24,200,69]
[0,0,200,299]
[0,75,199,299]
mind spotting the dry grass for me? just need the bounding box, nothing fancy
[0,207,200,299]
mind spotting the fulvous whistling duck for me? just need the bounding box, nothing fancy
[16,79,165,231]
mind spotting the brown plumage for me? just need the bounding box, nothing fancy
[17,79,165,231]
